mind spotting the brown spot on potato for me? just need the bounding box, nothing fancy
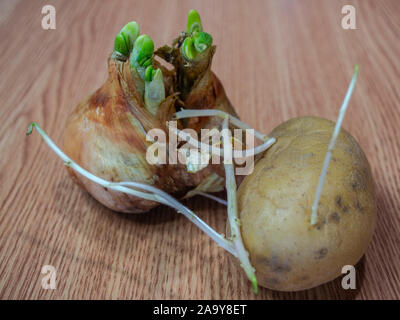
[344,147,352,154]
[262,165,275,173]
[315,217,327,230]
[350,170,367,191]
[262,277,280,287]
[315,248,328,259]
[355,200,363,212]
[336,195,342,207]
[336,195,349,213]
[329,212,341,223]
[264,256,291,273]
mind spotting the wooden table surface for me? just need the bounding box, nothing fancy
[0,0,399,300]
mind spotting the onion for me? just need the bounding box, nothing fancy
[62,12,239,213]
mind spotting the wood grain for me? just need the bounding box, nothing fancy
[0,0,399,299]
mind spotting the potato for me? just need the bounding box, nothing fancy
[236,116,376,291]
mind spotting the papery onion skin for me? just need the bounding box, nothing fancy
[156,45,239,132]
[64,57,231,213]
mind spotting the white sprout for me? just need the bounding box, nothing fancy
[311,65,360,225]
[174,108,268,141]
[221,117,258,293]
[26,122,236,256]
[168,122,276,158]
[190,191,227,206]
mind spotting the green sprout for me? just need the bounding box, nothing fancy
[181,37,197,60]
[130,34,155,79]
[126,33,165,114]
[181,31,213,61]
[181,10,213,61]
[144,65,156,82]
[186,9,203,33]
[193,31,212,52]
[112,21,140,60]
[128,34,155,98]
[144,67,165,115]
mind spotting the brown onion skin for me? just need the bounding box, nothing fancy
[64,57,237,213]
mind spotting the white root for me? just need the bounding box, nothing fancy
[311,65,360,225]
[174,108,268,141]
[190,191,227,206]
[26,122,236,256]
[169,122,276,158]
[221,117,258,293]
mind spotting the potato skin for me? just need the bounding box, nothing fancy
[237,116,376,291]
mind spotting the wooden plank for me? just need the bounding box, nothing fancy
[0,0,399,299]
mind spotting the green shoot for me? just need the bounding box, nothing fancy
[112,21,140,60]
[181,37,197,60]
[181,32,213,61]
[144,68,165,115]
[186,9,203,33]
[193,32,213,53]
[181,10,213,61]
[130,34,155,79]
[129,34,160,105]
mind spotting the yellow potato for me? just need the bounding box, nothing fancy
[237,116,376,291]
